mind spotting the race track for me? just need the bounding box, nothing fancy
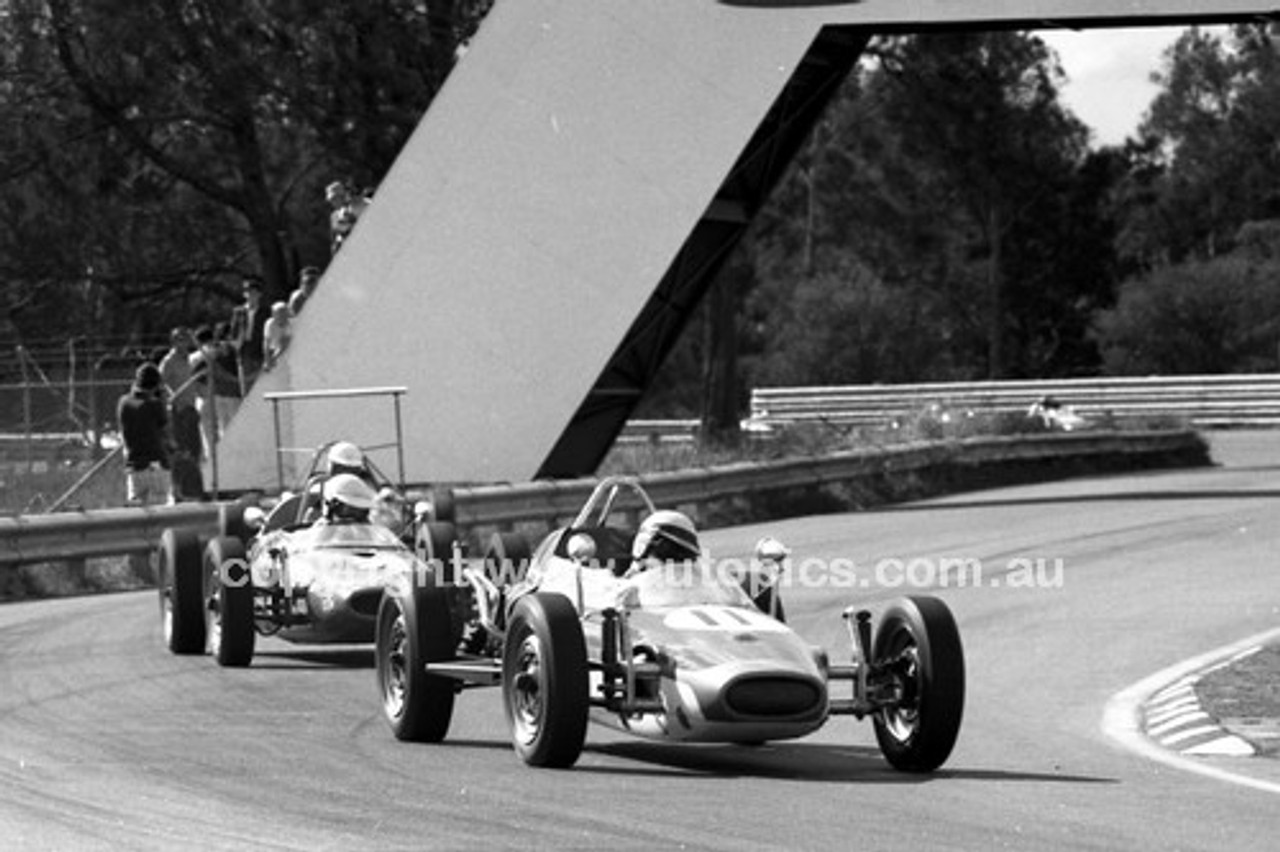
[1,432,1276,850]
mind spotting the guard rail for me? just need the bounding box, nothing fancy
[0,430,1206,568]
[445,430,1204,529]
[748,374,1280,429]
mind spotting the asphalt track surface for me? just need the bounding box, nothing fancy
[1,432,1276,851]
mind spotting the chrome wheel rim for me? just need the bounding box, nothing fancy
[382,610,410,718]
[509,635,545,746]
[880,644,921,743]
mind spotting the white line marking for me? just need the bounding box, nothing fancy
[1148,712,1210,736]
[1161,724,1222,745]
[1146,699,1200,722]
[1184,736,1256,757]
[1102,626,1280,797]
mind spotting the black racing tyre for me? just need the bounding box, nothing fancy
[429,488,457,524]
[159,528,205,654]
[219,498,253,542]
[502,592,588,768]
[485,531,531,586]
[871,596,965,773]
[376,581,456,742]
[204,536,255,667]
[414,520,458,575]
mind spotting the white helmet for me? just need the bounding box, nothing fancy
[326,440,366,476]
[322,473,376,522]
[631,510,700,561]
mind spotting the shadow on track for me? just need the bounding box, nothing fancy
[246,647,374,669]
[581,741,1117,784]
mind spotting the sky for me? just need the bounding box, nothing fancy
[1035,26,1209,147]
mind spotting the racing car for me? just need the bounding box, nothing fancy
[157,437,444,667]
[375,476,965,772]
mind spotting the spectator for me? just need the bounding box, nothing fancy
[228,276,267,393]
[289,266,320,315]
[158,326,204,500]
[262,300,292,370]
[326,180,369,254]
[189,324,240,460]
[117,362,173,506]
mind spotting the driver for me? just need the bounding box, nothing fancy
[628,510,701,575]
[318,473,377,524]
[300,440,374,524]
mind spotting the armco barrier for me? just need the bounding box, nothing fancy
[446,430,1205,530]
[0,503,224,568]
[0,431,1205,568]
[749,374,1280,429]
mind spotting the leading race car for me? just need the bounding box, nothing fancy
[156,438,443,667]
[375,476,966,772]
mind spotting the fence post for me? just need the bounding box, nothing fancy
[18,345,32,475]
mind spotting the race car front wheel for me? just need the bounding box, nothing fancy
[502,592,588,768]
[377,583,456,742]
[159,528,205,654]
[204,536,254,667]
[871,596,965,772]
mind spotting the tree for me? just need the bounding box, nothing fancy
[1091,256,1280,374]
[1,0,491,347]
[1121,25,1280,265]
[872,32,1089,378]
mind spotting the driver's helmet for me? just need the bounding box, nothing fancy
[322,473,376,523]
[326,440,367,478]
[631,510,700,562]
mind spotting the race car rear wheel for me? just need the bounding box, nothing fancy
[414,521,458,574]
[485,532,531,586]
[502,592,588,768]
[377,582,456,742]
[204,536,255,667]
[871,596,965,772]
[158,528,205,654]
[428,487,456,523]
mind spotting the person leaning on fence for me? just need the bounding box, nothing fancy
[327,180,369,254]
[116,362,174,506]
[262,300,292,371]
[289,266,320,315]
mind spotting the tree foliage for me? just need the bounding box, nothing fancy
[1,0,490,348]
[3,13,1277,420]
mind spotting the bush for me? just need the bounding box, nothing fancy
[1091,257,1280,375]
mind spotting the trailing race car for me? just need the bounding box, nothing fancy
[156,435,447,667]
[375,476,966,772]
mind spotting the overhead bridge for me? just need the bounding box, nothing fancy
[214,0,1280,490]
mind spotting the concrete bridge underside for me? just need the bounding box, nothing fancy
[216,0,1279,490]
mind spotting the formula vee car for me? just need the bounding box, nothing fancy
[376,476,966,772]
[157,437,443,667]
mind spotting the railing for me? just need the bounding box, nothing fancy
[446,430,1203,528]
[0,430,1207,568]
[747,374,1280,429]
[0,503,225,566]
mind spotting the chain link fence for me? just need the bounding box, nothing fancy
[0,341,159,514]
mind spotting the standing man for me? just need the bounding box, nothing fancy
[326,180,369,255]
[158,327,204,500]
[117,362,173,506]
[228,276,267,395]
[289,266,321,316]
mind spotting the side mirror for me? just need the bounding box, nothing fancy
[754,536,790,565]
[567,533,597,565]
